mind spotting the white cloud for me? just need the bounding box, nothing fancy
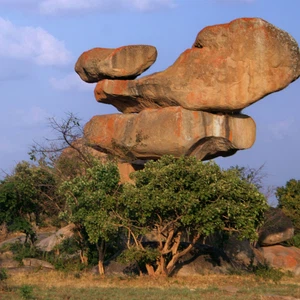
[0,18,72,66]
[268,118,295,140]
[0,0,176,14]
[49,73,95,91]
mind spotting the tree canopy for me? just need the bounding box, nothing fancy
[277,179,300,233]
[117,155,268,276]
[0,161,58,243]
[59,160,121,275]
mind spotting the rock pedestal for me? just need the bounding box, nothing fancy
[74,17,300,177]
[85,107,255,161]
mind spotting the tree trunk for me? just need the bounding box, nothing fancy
[79,250,88,265]
[155,255,167,276]
[97,240,106,276]
[145,263,155,276]
[166,234,201,276]
[98,260,105,276]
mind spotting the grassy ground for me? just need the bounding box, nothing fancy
[0,271,299,300]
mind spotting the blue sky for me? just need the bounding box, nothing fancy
[0,0,299,203]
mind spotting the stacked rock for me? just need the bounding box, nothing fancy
[75,18,300,169]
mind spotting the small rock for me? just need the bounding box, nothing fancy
[22,258,55,269]
[75,45,157,83]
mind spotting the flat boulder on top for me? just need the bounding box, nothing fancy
[84,106,256,161]
[94,18,300,113]
[75,45,157,83]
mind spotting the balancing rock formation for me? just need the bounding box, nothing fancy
[75,18,300,172]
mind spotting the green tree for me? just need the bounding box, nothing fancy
[276,179,300,233]
[59,160,121,275]
[0,161,58,243]
[118,155,268,276]
[229,164,275,201]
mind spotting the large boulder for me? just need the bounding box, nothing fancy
[173,244,232,276]
[261,245,300,275]
[36,224,75,252]
[75,45,157,83]
[223,236,257,269]
[258,208,294,246]
[84,106,256,161]
[94,18,300,113]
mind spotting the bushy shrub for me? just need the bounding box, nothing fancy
[253,264,284,283]
[9,242,42,264]
[19,284,35,300]
[0,268,8,281]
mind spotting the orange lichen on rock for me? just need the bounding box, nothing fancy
[84,107,255,161]
[74,18,300,169]
[92,18,300,113]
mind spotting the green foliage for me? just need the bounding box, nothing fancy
[276,179,300,233]
[124,156,267,239]
[19,284,35,300]
[59,160,121,269]
[253,264,284,283]
[0,161,59,241]
[119,155,268,275]
[9,242,42,263]
[49,255,86,272]
[56,236,80,255]
[0,268,8,281]
[284,233,300,248]
[229,165,266,190]
[118,247,160,267]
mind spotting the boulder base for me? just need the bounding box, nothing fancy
[84,106,256,161]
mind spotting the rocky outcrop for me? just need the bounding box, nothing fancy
[75,45,157,83]
[36,224,75,252]
[258,208,294,246]
[94,18,300,113]
[74,17,300,168]
[22,258,55,269]
[261,245,300,275]
[84,107,255,161]
[174,244,232,276]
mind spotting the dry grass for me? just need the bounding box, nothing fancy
[1,271,300,300]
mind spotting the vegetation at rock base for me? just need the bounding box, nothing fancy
[58,160,121,275]
[1,113,299,279]
[117,155,268,276]
[276,179,300,247]
[0,161,58,243]
[277,179,300,232]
